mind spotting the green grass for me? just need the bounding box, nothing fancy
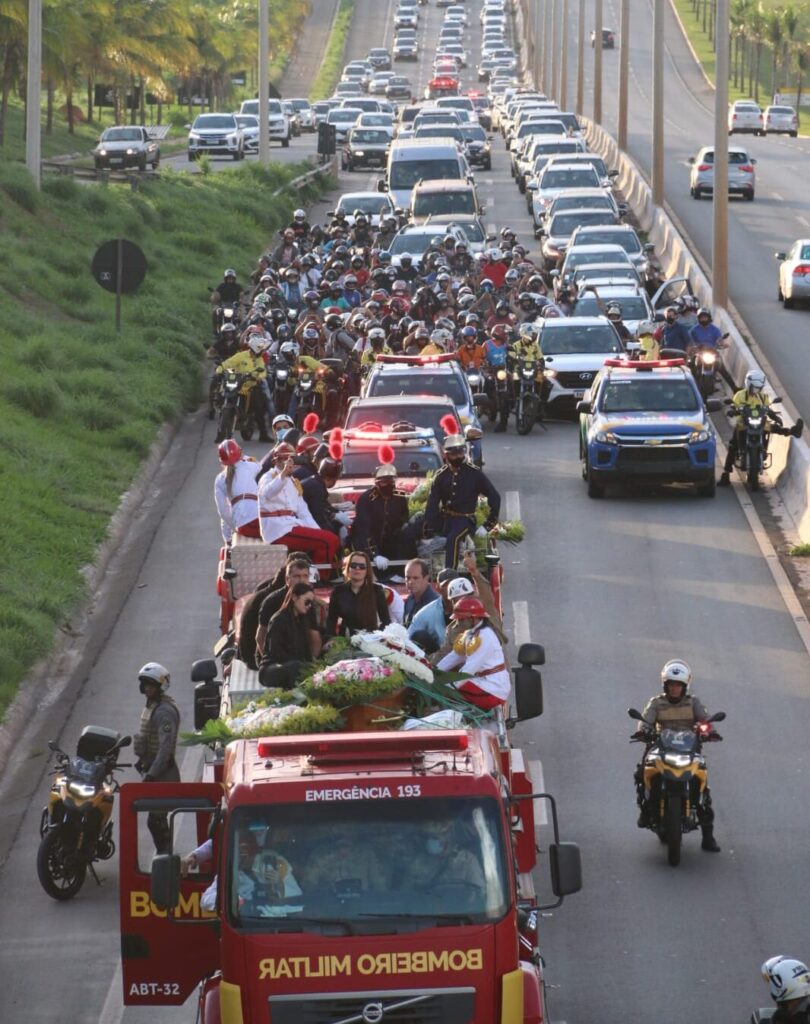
[0,157,330,721]
[789,543,810,555]
[672,0,810,115]
[309,0,356,102]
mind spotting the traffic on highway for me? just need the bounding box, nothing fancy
[4,1,810,1024]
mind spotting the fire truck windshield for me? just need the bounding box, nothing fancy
[225,797,509,932]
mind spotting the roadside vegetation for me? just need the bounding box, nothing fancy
[309,0,356,102]
[0,0,310,162]
[672,0,810,120]
[0,159,329,721]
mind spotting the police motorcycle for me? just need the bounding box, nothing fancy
[689,333,729,399]
[37,727,132,900]
[628,707,725,867]
[512,356,546,436]
[214,369,265,443]
[724,395,783,491]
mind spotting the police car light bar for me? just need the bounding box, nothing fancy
[375,353,458,365]
[256,730,469,760]
[342,428,434,443]
[603,358,685,369]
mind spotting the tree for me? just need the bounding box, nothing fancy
[764,8,784,98]
[797,48,808,126]
[0,0,27,146]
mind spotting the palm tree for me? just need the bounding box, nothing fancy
[764,8,784,99]
[730,0,751,90]
[797,49,808,127]
[0,0,27,146]
[747,5,766,100]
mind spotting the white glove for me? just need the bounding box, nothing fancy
[339,526,349,545]
[334,511,352,527]
[475,526,488,538]
[374,554,390,571]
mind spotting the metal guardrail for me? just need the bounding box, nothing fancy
[270,155,337,197]
[41,160,160,185]
[145,125,172,140]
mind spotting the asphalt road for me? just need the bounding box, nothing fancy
[566,0,810,421]
[1,3,808,1023]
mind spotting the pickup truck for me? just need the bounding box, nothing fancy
[93,125,160,170]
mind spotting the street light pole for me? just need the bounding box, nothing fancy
[713,0,729,310]
[652,0,665,204]
[26,0,42,187]
[576,0,585,115]
[618,0,630,149]
[551,0,560,102]
[543,0,553,96]
[258,0,269,164]
[560,0,569,109]
[594,0,603,124]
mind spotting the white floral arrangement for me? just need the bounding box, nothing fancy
[351,623,435,684]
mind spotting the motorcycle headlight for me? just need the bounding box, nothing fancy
[701,352,716,365]
[276,369,288,380]
[595,430,619,445]
[496,369,507,381]
[663,753,692,768]
[689,429,709,443]
[67,781,97,798]
[749,417,763,427]
[522,367,534,377]
[223,308,234,317]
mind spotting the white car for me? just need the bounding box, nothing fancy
[287,98,315,131]
[728,99,764,135]
[237,98,290,146]
[775,239,810,308]
[335,190,397,228]
[764,104,798,136]
[187,113,245,160]
[234,114,260,152]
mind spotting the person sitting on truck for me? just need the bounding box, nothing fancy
[259,583,319,688]
[436,597,511,709]
[326,551,391,637]
[239,554,311,669]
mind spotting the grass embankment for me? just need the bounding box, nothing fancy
[0,159,330,721]
[671,0,810,117]
[309,0,356,102]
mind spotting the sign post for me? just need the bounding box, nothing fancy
[91,238,147,330]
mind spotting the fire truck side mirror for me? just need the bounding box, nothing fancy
[151,853,181,910]
[191,658,218,683]
[514,665,543,722]
[194,682,221,730]
[549,842,582,898]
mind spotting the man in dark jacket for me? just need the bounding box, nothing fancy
[350,464,416,567]
[301,458,350,539]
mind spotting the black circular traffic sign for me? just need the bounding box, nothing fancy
[91,239,147,295]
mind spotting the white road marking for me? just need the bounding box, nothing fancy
[512,599,531,647]
[505,489,521,522]
[772,191,784,201]
[798,216,810,228]
[529,759,549,825]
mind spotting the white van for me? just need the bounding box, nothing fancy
[380,138,470,209]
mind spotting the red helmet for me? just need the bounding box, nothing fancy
[451,596,488,620]
[271,441,295,462]
[217,439,242,465]
[491,324,509,342]
[296,435,320,456]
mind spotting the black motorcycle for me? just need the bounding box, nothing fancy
[292,365,320,428]
[513,357,545,436]
[215,369,264,443]
[269,359,294,416]
[628,708,725,867]
[726,398,782,491]
[37,727,131,900]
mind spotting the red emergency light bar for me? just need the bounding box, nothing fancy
[256,730,469,760]
[375,353,458,365]
[603,358,685,369]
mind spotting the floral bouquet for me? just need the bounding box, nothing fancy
[299,657,405,708]
[351,623,435,684]
[181,701,340,746]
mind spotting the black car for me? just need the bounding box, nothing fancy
[460,124,492,170]
[343,127,390,170]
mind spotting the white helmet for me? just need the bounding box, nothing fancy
[138,662,170,694]
[745,369,766,392]
[279,341,300,361]
[661,659,692,690]
[447,577,475,601]
[429,329,451,350]
[637,320,656,338]
[247,333,268,355]
[293,208,305,220]
[762,957,810,1002]
[518,322,541,342]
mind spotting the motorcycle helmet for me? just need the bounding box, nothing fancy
[500,226,517,242]
[762,957,810,1003]
[458,293,476,310]
[660,659,692,693]
[745,369,766,392]
[138,662,171,694]
[247,334,268,355]
[400,253,413,265]
[371,288,389,304]
[480,279,495,292]
[460,325,478,344]
[302,326,320,348]
[451,596,488,621]
[285,268,300,283]
[392,279,409,295]
[344,273,358,289]
[300,254,315,268]
[429,329,449,351]
[224,268,237,280]
[275,324,292,344]
[465,312,480,325]
[605,302,623,319]
[272,413,295,432]
[696,306,712,321]
[304,289,320,307]
[293,208,305,221]
[446,577,475,601]
[491,324,509,342]
[217,439,242,465]
[364,300,381,315]
[518,323,541,342]
[325,313,343,330]
[334,244,350,259]
[378,249,392,264]
[279,341,300,361]
[505,269,520,286]
[636,320,656,338]
[368,326,386,346]
[495,300,510,317]
[351,254,365,267]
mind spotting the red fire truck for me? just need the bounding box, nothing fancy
[118,650,581,1023]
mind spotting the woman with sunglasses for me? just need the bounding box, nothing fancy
[259,582,318,688]
[326,552,391,637]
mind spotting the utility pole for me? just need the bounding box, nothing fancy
[543,0,553,96]
[713,0,729,310]
[258,0,269,164]
[618,0,630,148]
[551,0,560,102]
[594,0,603,123]
[26,0,42,187]
[560,0,570,108]
[576,0,585,115]
[652,0,665,204]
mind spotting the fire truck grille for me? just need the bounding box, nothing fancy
[269,987,475,1024]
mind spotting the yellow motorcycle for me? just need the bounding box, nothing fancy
[628,707,725,867]
[37,726,131,900]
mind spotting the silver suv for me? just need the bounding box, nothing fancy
[728,100,764,136]
[689,145,756,201]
